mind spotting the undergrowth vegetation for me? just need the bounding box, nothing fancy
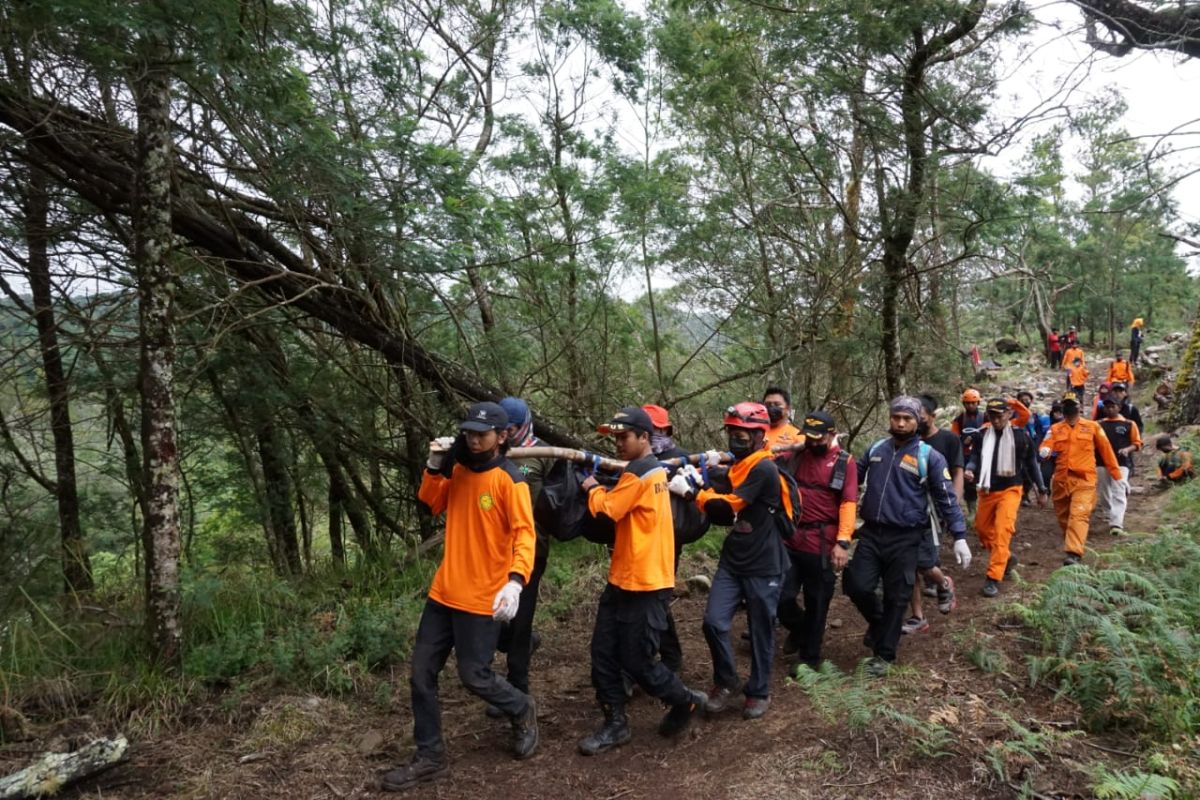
[0,535,616,735]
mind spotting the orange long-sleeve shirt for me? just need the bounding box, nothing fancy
[418,459,535,616]
[1043,417,1122,483]
[1106,360,1134,386]
[1068,363,1089,387]
[587,454,675,592]
[1063,346,1085,368]
[764,422,802,450]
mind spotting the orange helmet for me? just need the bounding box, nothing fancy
[723,402,770,432]
[961,389,982,403]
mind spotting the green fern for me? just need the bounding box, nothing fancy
[1091,766,1180,800]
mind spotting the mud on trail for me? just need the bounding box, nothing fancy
[5,384,1185,800]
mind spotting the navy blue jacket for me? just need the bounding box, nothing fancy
[857,436,967,539]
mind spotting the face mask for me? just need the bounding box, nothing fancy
[808,443,829,456]
[767,406,785,423]
[651,433,675,455]
[467,447,496,465]
[889,427,917,442]
[917,421,932,437]
[728,437,755,459]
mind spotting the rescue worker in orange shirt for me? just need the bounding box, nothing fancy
[383,402,538,792]
[762,386,802,449]
[577,407,707,755]
[1039,391,1123,565]
[1062,343,1085,389]
[963,398,1048,597]
[1106,350,1135,387]
[1067,358,1089,409]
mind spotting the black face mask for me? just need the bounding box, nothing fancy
[890,427,918,442]
[467,447,498,465]
[767,406,785,423]
[729,437,756,460]
[808,443,828,456]
[918,421,932,437]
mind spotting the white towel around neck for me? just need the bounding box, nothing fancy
[978,424,1017,490]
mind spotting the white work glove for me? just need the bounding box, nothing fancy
[427,436,455,470]
[702,449,724,467]
[1038,446,1051,460]
[668,465,704,498]
[492,580,522,623]
[953,539,972,570]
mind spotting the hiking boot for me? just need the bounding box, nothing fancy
[861,629,877,651]
[742,697,770,720]
[1004,555,1018,580]
[1062,553,1082,566]
[901,616,929,635]
[863,657,890,679]
[781,630,802,656]
[980,578,1000,598]
[578,704,631,756]
[485,703,504,719]
[1110,526,1124,536]
[511,697,539,760]
[381,753,449,792]
[922,581,939,598]
[937,576,957,614]
[705,684,736,715]
[658,689,706,737]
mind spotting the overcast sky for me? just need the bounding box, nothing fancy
[988,2,1200,239]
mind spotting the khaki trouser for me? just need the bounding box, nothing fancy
[976,485,1023,581]
[1052,476,1097,557]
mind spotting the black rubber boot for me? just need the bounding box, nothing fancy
[511,697,539,760]
[578,704,632,755]
[381,753,449,792]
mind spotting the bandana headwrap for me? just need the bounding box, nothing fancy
[499,397,535,447]
[889,395,924,421]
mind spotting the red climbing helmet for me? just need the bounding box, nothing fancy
[723,401,770,431]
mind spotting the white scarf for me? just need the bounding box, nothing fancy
[978,424,1016,490]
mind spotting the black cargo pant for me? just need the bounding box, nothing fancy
[777,543,836,667]
[410,599,530,759]
[843,524,924,663]
[591,583,692,708]
[496,552,547,693]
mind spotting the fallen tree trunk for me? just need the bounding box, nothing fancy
[0,736,128,799]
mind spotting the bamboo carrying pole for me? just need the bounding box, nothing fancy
[507,442,810,472]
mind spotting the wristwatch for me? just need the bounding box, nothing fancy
[836,540,850,550]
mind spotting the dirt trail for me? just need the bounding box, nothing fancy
[9,368,1186,800]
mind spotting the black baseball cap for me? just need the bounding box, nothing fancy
[985,398,1010,414]
[459,401,509,432]
[1111,382,1128,391]
[597,406,653,436]
[802,410,836,438]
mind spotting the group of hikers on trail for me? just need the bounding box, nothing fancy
[380,330,1195,792]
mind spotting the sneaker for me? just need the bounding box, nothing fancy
[922,581,939,598]
[1110,526,1124,536]
[937,576,957,614]
[658,689,706,737]
[511,698,539,760]
[863,657,890,679]
[900,616,929,635]
[381,754,449,792]
[980,578,1000,598]
[705,684,735,714]
[1004,555,1018,579]
[742,697,770,720]
[1062,553,1082,566]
